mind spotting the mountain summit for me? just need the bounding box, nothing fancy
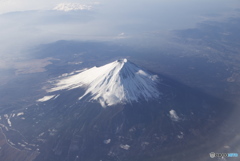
[44,59,161,107]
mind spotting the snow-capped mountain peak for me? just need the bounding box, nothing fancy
[42,59,161,107]
[53,3,92,12]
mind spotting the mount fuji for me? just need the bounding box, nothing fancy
[39,59,162,107]
[0,58,229,161]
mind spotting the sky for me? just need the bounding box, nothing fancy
[0,0,240,70]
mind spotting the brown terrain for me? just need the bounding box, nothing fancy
[0,128,39,161]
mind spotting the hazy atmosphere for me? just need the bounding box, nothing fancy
[0,0,240,161]
[0,0,239,60]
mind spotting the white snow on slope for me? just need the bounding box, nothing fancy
[120,144,130,150]
[17,112,24,116]
[169,110,180,121]
[104,139,111,144]
[47,59,161,107]
[53,3,92,12]
[7,118,12,127]
[37,95,56,102]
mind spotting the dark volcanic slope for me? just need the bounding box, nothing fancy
[0,73,231,161]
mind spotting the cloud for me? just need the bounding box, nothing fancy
[0,0,238,69]
[0,9,95,64]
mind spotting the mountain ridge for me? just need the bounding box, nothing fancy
[39,59,161,107]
